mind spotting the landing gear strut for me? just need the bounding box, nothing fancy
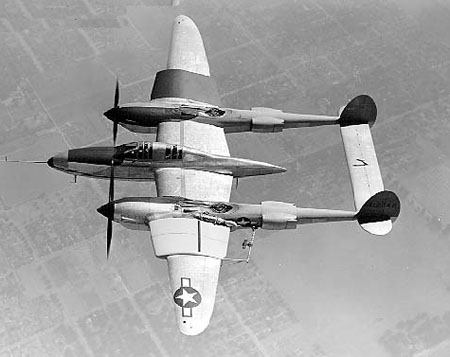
[223,226,257,264]
[241,226,256,263]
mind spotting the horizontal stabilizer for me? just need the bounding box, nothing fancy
[339,95,377,127]
[356,191,401,235]
[340,119,383,211]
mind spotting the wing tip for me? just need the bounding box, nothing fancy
[174,14,195,26]
[168,15,210,76]
[167,255,222,336]
[178,319,210,336]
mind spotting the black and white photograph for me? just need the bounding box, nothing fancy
[0,0,449,356]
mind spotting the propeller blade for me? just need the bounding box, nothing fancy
[106,153,115,258]
[113,78,119,146]
[113,120,118,147]
[109,159,115,203]
[114,78,119,108]
[106,217,113,259]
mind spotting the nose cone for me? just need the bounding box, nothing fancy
[68,147,118,166]
[97,202,115,220]
[47,152,68,169]
[103,107,121,121]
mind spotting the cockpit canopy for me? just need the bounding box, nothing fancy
[118,142,183,161]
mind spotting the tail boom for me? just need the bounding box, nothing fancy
[295,190,400,235]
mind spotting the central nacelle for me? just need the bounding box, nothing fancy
[121,142,184,161]
[261,201,297,229]
[251,116,284,132]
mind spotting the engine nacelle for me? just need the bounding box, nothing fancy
[146,211,180,222]
[251,107,283,113]
[193,212,238,231]
[251,116,284,133]
[261,201,297,230]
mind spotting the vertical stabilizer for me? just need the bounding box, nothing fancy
[356,190,401,235]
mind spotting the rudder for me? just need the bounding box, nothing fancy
[339,95,377,127]
[356,190,401,235]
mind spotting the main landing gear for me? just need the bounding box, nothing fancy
[223,226,257,264]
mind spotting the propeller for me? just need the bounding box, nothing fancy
[105,78,119,258]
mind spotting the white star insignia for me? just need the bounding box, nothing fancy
[176,288,198,307]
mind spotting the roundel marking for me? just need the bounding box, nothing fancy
[173,286,202,308]
[237,217,251,227]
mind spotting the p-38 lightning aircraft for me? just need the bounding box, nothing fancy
[2,14,398,336]
[76,15,399,336]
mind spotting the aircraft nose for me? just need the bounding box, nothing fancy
[103,107,120,120]
[97,202,115,220]
[68,147,118,166]
[47,152,68,169]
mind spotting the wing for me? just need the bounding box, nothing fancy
[148,15,231,335]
